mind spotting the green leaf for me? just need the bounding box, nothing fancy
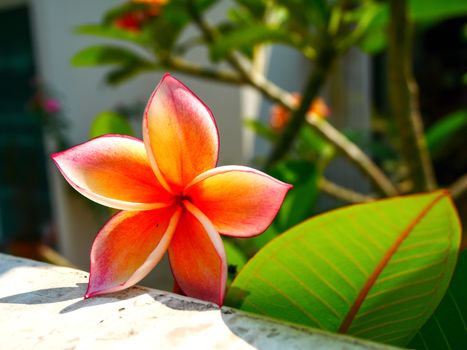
[298,125,335,161]
[89,111,134,138]
[409,251,467,349]
[105,61,160,86]
[71,45,155,67]
[426,110,467,158]
[276,0,329,30]
[71,45,159,85]
[352,0,467,54]
[409,0,467,22]
[75,24,151,46]
[244,119,278,142]
[210,24,297,61]
[223,239,248,283]
[268,159,320,231]
[234,0,267,19]
[145,0,215,52]
[226,191,461,347]
[353,2,389,54]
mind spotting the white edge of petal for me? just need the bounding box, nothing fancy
[123,206,182,288]
[183,200,227,304]
[52,134,173,211]
[185,165,293,191]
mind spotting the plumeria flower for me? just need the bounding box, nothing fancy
[52,74,291,305]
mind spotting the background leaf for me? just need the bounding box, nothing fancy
[244,119,278,143]
[409,0,467,22]
[209,24,297,62]
[89,111,134,138]
[71,46,160,85]
[409,251,467,349]
[226,191,461,347]
[71,45,155,67]
[223,239,248,285]
[268,159,320,231]
[75,24,151,46]
[426,110,467,159]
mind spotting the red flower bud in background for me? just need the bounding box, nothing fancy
[270,94,331,132]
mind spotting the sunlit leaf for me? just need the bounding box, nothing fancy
[89,111,134,139]
[227,191,461,347]
[409,251,467,350]
[75,24,151,47]
[352,2,389,54]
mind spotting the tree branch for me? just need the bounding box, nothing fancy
[449,174,467,200]
[186,0,398,197]
[265,46,335,167]
[165,56,245,84]
[319,178,376,203]
[387,0,436,192]
[308,117,399,196]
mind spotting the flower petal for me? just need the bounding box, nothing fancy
[169,201,227,305]
[143,74,219,191]
[52,135,173,210]
[185,165,292,237]
[85,206,182,298]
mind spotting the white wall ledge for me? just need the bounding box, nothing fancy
[0,254,396,349]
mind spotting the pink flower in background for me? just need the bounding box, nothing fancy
[43,98,61,114]
[52,74,291,305]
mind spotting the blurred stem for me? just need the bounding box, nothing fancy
[319,178,376,203]
[449,174,467,200]
[265,46,335,168]
[187,0,398,197]
[387,0,436,192]
[164,56,245,84]
[308,118,399,196]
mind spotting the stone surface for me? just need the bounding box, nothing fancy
[0,254,397,349]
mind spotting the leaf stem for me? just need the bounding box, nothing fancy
[319,178,376,203]
[308,118,399,196]
[449,174,467,200]
[164,56,245,84]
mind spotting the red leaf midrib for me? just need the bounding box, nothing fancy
[338,191,448,333]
